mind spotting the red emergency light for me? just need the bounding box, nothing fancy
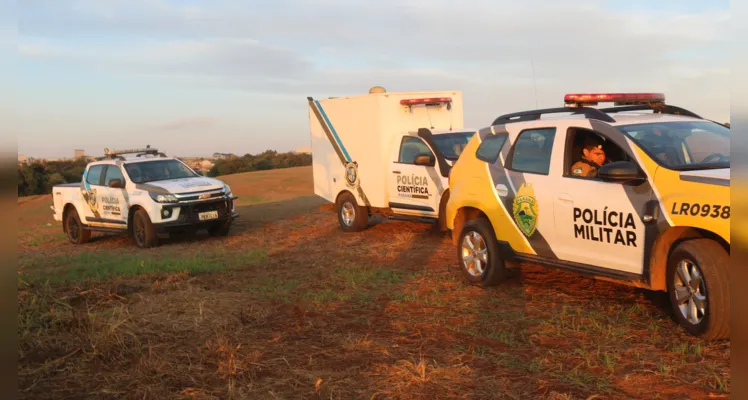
[564,93,665,107]
[400,97,452,105]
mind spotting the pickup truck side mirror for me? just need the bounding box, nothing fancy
[108,179,125,189]
[597,161,647,185]
[413,153,436,167]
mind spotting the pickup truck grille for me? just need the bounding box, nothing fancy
[174,189,226,203]
[175,198,232,223]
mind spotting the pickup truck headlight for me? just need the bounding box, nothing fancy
[223,183,232,196]
[149,192,179,203]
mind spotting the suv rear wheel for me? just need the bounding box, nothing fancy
[457,217,510,286]
[666,239,729,340]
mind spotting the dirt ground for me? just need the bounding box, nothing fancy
[18,166,731,399]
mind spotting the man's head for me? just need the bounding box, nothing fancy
[582,137,606,166]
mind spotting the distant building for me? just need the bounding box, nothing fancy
[18,154,32,165]
[74,149,85,159]
[213,152,237,159]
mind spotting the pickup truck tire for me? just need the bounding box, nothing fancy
[64,208,91,245]
[208,219,232,236]
[336,192,368,232]
[457,217,510,287]
[666,239,729,340]
[131,208,158,248]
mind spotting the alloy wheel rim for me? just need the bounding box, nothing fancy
[673,258,707,325]
[341,202,355,226]
[461,231,488,277]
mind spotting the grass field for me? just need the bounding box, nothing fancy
[18,166,730,399]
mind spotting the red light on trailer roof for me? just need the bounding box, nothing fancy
[400,97,452,105]
[564,93,665,106]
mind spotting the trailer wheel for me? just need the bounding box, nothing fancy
[666,238,729,340]
[336,192,368,232]
[131,209,158,248]
[64,208,91,245]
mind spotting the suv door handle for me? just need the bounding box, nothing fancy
[557,194,573,203]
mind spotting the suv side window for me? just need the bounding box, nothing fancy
[475,133,509,163]
[508,128,556,175]
[86,165,105,185]
[104,166,125,187]
[398,137,434,164]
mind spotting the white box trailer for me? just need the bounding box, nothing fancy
[307,86,475,232]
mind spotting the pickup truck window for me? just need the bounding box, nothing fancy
[398,137,434,164]
[104,166,126,186]
[86,165,105,185]
[431,132,474,160]
[124,160,198,183]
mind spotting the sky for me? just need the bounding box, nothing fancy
[15,0,731,158]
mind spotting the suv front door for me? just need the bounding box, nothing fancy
[552,126,651,275]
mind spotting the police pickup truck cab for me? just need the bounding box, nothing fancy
[51,146,238,248]
[446,93,730,339]
[309,86,475,232]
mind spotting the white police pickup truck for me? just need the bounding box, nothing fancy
[51,146,238,248]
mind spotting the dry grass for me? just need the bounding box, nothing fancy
[17,166,730,400]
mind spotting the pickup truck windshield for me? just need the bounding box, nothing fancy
[124,160,198,183]
[432,132,475,160]
[617,121,730,171]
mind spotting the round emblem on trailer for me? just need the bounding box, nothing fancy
[345,161,359,187]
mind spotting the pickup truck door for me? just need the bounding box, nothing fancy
[80,164,107,225]
[97,165,129,226]
[388,135,443,217]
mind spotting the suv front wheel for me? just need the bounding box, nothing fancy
[457,217,511,286]
[666,239,730,340]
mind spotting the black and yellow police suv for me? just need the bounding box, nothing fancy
[445,93,730,339]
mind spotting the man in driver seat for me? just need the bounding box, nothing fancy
[571,137,606,178]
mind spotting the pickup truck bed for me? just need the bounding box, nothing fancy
[55,182,81,188]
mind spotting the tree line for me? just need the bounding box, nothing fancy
[17,150,313,197]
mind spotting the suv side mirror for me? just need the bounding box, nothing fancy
[598,161,647,185]
[108,179,124,189]
[195,170,204,176]
[414,153,436,167]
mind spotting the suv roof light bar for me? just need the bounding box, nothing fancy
[598,104,702,119]
[491,106,616,126]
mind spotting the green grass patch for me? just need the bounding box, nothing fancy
[19,249,268,286]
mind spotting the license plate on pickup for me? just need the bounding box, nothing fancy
[198,211,219,221]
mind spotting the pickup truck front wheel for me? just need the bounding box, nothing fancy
[131,209,158,248]
[64,208,91,245]
[336,192,368,232]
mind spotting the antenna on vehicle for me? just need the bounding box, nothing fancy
[531,58,538,109]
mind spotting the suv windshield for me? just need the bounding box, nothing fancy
[124,159,198,183]
[617,121,729,170]
[432,132,475,160]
